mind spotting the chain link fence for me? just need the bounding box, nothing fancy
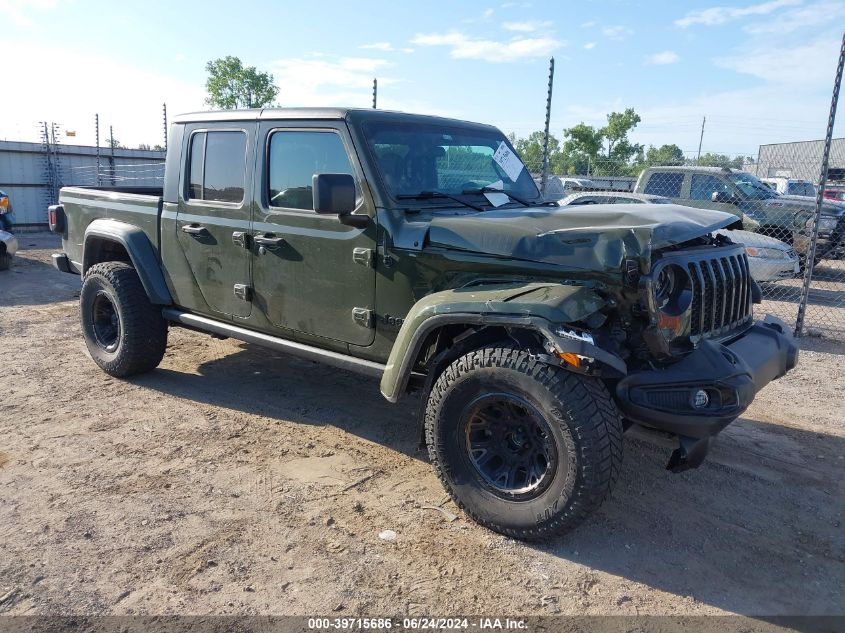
[525,34,845,341]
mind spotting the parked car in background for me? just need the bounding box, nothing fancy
[761,177,817,198]
[823,186,845,202]
[0,228,17,270]
[558,192,797,281]
[536,176,596,202]
[0,189,14,232]
[557,191,672,206]
[714,229,799,282]
[634,166,845,262]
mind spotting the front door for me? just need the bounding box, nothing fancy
[251,123,376,346]
[176,125,254,318]
[685,173,742,217]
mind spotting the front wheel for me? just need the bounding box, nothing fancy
[80,262,168,377]
[424,345,623,540]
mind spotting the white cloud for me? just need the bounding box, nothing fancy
[502,20,552,32]
[359,42,414,53]
[359,42,395,51]
[580,20,596,28]
[601,25,633,39]
[744,0,845,34]
[411,31,562,62]
[265,56,427,111]
[647,50,680,65]
[584,42,597,50]
[0,40,205,146]
[675,0,801,27]
[0,0,60,27]
[714,37,840,85]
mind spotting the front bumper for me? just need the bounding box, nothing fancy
[614,315,798,470]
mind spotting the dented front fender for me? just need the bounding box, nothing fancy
[379,282,611,402]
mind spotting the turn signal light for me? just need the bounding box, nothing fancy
[557,352,581,368]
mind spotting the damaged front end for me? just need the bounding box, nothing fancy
[609,233,799,472]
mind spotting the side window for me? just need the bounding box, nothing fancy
[269,131,357,210]
[690,174,730,201]
[643,172,683,197]
[186,131,247,203]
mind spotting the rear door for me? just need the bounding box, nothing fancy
[642,170,685,204]
[175,125,254,318]
[251,121,376,346]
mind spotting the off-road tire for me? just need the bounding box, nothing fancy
[0,251,11,271]
[425,345,623,540]
[80,262,167,377]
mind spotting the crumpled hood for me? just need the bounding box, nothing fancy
[426,204,736,272]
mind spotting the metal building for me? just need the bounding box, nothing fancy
[746,137,845,183]
[0,140,165,228]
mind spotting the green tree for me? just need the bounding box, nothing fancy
[559,108,643,176]
[643,143,685,166]
[103,137,124,149]
[205,56,279,109]
[697,153,749,169]
[602,108,642,163]
[513,131,561,173]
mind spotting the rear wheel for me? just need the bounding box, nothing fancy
[424,345,623,539]
[0,250,10,271]
[80,262,167,377]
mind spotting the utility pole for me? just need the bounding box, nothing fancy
[540,57,555,197]
[696,116,706,164]
[372,78,377,109]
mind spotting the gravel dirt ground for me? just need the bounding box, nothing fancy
[1,235,844,621]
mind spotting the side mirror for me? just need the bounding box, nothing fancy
[711,191,733,204]
[312,173,356,215]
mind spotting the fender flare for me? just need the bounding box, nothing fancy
[83,218,173,305]
[379,283,626,402]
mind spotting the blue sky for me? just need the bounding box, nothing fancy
[2,0,843,157]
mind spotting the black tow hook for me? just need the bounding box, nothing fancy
[667,435,712,473]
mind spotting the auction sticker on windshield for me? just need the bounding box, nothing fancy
[493,142,524,182]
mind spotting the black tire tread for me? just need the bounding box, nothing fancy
[81,262,167,377]
[424,345,623,540]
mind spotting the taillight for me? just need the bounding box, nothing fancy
[48,204,65,233]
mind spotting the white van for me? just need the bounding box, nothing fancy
[761,177,817,198]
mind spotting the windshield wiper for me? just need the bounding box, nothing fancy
[396,191,484,212]
[461,186,535,207]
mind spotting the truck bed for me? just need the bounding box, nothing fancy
[58,186,164,268]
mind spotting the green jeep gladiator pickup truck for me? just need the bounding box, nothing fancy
[50,108,798,539]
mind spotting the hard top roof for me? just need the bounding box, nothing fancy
[172,107,499,132]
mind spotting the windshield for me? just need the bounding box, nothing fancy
[787,181,816,197]
[728,172,777,200]
[360,120,540,203]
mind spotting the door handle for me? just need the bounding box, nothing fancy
[253,234,285,248]
[181,224,208,236]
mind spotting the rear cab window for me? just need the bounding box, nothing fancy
[644,172,684,198]
[187,130,248,203]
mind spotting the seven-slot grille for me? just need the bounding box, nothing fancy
[684,248,753,340]
[667,248,752,340]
